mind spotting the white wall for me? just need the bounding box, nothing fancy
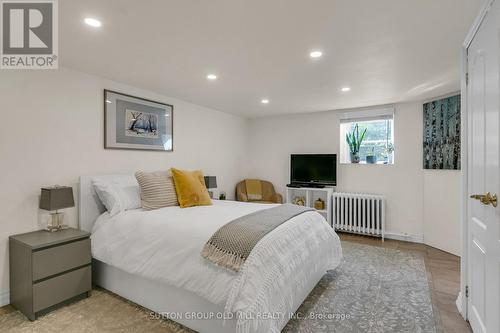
[0,68,463,305]
[423,171,462,255]
[0,67,249,302]
[247,102,462,254]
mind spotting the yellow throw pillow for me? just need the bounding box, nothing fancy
[170,168,212,208]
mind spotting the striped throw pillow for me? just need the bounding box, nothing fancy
[135,171,179,210]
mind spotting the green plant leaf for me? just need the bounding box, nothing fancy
[359,128,367,144]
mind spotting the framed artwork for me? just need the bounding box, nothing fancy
[423,94,461,170]
[104,90,173,151]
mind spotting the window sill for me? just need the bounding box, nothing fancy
[340,161,394,166]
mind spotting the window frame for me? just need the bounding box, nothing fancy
[339,107,395,165]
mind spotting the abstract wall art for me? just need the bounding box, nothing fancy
[423,94,461,170]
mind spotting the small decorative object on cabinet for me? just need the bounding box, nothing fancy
[204,176,217,199]
[314,198,325,210]
[9,228,91,321]
[346,123,367,164]
[293,196,306,206]
[219,191,226,200]
[39,186,75,232]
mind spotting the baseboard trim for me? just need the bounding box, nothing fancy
[0,290,9,307]
[384,232,424,244]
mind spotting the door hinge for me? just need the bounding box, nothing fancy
[466,285,469,298]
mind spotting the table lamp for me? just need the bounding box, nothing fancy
[204,176,217,199]
[39,186,74,232]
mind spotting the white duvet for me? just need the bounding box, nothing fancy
[91,200,342,333]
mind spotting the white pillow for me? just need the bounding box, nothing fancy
[92,175,141,216]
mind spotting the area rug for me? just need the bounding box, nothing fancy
[283,241,440,333]
[0,241,440,333]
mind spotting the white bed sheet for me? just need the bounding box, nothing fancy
[91,200,342,333]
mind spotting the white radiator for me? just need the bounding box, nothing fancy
[332,192,385,239]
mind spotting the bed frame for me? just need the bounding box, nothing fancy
[79,175,325,333]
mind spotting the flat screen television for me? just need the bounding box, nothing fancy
[290,154,337,187]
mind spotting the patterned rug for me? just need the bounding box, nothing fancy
[283,241,440,333]
[0,241,439,333]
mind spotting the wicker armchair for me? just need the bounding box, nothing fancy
[235,179,283,204]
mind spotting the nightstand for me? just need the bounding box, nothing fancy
[9,228,91,320]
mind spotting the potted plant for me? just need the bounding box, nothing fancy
[346,124,367,163]
[366,147,377,164]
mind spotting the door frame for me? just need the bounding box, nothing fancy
[459,0,496,321]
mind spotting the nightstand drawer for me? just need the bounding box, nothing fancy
[32,238,91,281]
[33,265,91,312]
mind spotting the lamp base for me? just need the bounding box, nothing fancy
[45,225,69,232]
[45,212,68,232]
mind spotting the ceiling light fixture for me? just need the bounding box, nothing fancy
[105,100,112,104]
[261,99,270,104]
[207,74,217,80]
[341,87,351,92]
[309,50,323,58]
[84,18,102,27]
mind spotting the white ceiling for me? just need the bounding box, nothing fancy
[60,0,482,118]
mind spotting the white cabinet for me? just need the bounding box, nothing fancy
[286,187,334,226]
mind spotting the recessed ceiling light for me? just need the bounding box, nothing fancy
[207,74,217,80]
[261,99,270,104]
[84,18,102,27]
[309,50,323,58]
[341,87,351,92]
[105,100,112,104]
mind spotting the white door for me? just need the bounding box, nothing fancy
[467,1,500,332]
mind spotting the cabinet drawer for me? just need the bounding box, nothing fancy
[33,265,91,312]
[32,238,91,281]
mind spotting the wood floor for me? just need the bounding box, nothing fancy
[338,232,471,333]
[0,234,471,332]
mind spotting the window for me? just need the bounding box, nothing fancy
[339,107,395,164]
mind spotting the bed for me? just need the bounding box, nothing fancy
[79,175,342,333]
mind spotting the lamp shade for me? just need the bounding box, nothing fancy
[204,176,217,189]
[39,186,75,211]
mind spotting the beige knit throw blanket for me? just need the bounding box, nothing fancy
[245,179,262,201]
[201,204,314,271]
